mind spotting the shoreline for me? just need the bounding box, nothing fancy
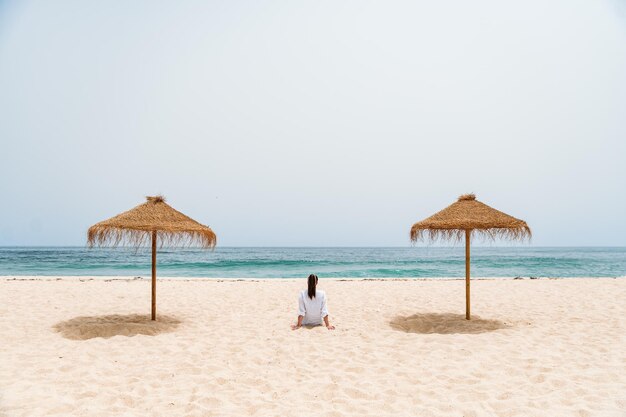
[1,275,624,282]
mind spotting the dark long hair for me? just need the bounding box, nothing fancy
[307,274,318,299]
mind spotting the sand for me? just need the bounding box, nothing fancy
[0,277,625,417]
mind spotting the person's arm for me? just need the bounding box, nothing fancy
[291,315,303,330]
[321,293,334,330]
[292,293,306,330]
[323,315,335,330]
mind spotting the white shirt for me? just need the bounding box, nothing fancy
[298,289,329,325]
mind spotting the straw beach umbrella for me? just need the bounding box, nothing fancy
[88,196,216,320]
[410,194,530,320]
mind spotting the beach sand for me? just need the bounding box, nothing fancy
[1,277,625,417]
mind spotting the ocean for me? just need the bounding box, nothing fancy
[0,247,624,278]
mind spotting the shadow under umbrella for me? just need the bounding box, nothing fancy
[53,314,182,340]
[390,312,510,334]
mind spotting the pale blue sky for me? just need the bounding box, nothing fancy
[0,0,625,246]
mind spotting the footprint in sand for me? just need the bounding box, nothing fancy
[343,387,370,400]
[531,374,546,384]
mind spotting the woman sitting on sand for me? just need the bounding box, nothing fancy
[291,274,335,330]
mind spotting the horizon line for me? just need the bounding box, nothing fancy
[0,245,624,249]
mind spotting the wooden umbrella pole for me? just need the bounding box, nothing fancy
[465,229,471,320]
[151,230,157,321]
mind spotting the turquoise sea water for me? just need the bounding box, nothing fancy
[0,247,624,278]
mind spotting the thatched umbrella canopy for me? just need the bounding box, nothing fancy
[410,194,530,320]
[88,196,216,320]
